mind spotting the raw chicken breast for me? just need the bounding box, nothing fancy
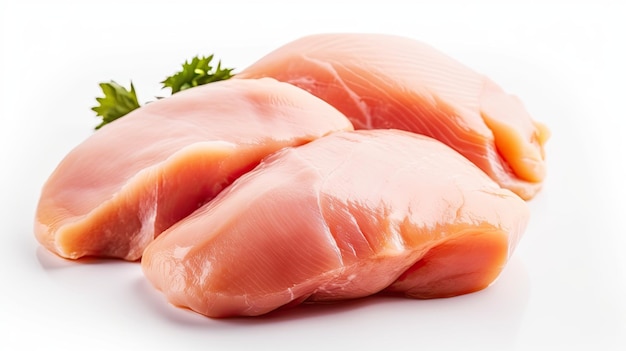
[142,129,529,318]
[237,33,550,200]
[34,78,353,261]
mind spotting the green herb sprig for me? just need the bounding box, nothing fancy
[91,55,234,130]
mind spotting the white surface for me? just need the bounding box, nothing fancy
[1,1,625,350]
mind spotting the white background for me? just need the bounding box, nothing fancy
[1,0,625,350]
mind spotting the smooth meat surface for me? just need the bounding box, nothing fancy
[34,78,353,261]
[237,33,550,199]
[142,130,529,318]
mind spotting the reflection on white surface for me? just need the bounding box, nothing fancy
[34,246,530,350]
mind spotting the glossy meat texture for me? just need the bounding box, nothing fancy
[34,78,353,261]
[237,33,550,200]
[142,130,529,318]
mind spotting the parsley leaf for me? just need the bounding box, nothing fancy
[161,55,234,94]
[91,81,141,130]
[91,54,234,130]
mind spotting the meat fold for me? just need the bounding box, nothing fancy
[237,33,550,200]
[34,78,353,261]
[142,129,529,318]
